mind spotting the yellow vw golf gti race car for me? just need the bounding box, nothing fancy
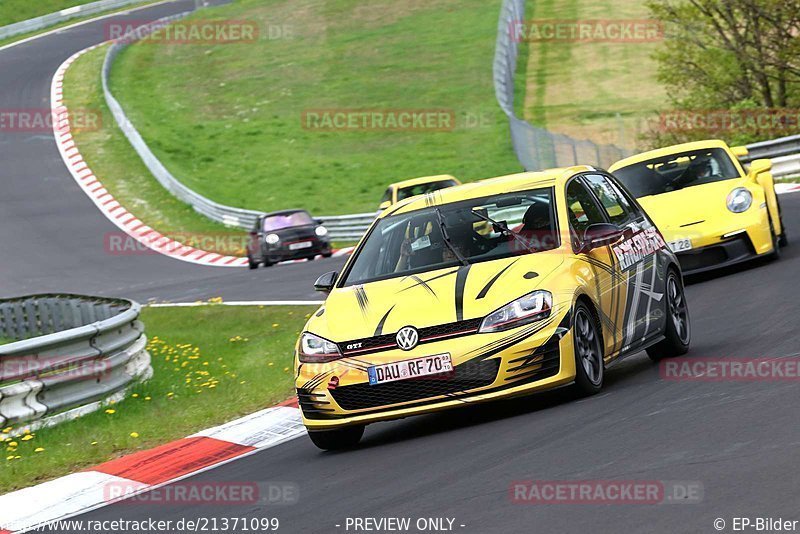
[296,167,691,449]
[609,140,787,274]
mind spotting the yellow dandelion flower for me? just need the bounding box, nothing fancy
[34,447,45,453]
[8,441,17,447]
[91,441,98,446]
[144,396,151,401]
[132,393,139,398]
[105,409,116,414]
[20,435,33,442]
[130,432,139,438]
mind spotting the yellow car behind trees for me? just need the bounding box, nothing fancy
[296,167,691,450]
[610,140,787,274]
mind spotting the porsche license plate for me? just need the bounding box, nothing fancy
[669,239,693,253]
[368,354,453,385]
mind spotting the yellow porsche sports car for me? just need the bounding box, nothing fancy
[609,140,787,275]
[378,175,461,211]
[295,167,691,450]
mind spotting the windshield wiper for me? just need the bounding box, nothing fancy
[434,208,469,266]
[471,210,535,254]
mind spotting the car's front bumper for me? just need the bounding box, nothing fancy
[296,310,576,430]
[263,240,331,262]
[668,207,774,275]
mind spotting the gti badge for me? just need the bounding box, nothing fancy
[396,326,419,351]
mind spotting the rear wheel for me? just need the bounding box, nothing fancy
[307,425,364,451]
[647,270,690,361]
[573,302,604,395]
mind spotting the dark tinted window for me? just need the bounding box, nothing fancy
[396,180,458,201]
[584,174,635,225]
[613,148,740,198]
[566,179,606,238]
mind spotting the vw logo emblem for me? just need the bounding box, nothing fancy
[396,326,419,351]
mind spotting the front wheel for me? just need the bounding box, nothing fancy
[647,269,691,361]
[308,425,364,451]
[247,255,259,270]
[573,302,604,395]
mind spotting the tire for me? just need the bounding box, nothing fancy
[263,258,274,268]
[767,219,782,262]
[247,255,259,270]
[307,425,364,451]
[322,251,333,258]
[777,196,789,247]
[572,301,604,395]
[647,269,690,361]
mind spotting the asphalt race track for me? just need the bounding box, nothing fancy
[3,1,800,533]
[0,0,346,303]
[40,193,800,533]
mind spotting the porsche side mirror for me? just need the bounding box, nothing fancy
[378,201,392,211]
[731,145,749,159]
[580,223,624,253]
[314,271,338,293]
[748,158,771,179]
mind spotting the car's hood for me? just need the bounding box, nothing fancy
[637,178,747,234]
[308,253,565,341]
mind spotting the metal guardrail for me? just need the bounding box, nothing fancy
[493,0,631,171]
[0,0,149,40]
[0,294,152,430]
[740,135,800,179]
[102,15,375,241]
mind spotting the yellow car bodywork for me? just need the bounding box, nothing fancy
[296,167,686,436]
[610,140,784,274]
[378,175,461,210]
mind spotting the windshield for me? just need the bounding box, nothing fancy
[262,211,314,231]
[613,148,740,198]
[396,179,458,201]
[342,188,558,286]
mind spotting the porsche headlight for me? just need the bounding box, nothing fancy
[727,188,752,213]
[479,290,552,333]
[299,332,342,363]
[315,226,328,237]
[265,233,280,245]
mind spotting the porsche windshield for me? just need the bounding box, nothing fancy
[613,148,740,198]
[342,189,558,286]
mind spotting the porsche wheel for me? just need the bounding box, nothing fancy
[647,270,690,361]
[573,302,604,395]
[308,425,364,451]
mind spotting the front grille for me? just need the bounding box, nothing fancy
[339,318,483,356]
[330,358,500,411]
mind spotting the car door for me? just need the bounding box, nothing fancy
[583,173,667,354]
[565,177,628,361]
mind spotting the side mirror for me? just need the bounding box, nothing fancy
[748,158,771,179]
[314,218,324,225]
[580,223,624,253]
[378,201,391,211]
[314,271,338,293]
[731,145,749,159]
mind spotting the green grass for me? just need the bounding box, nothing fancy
[0,337,15,346]
[0,1,161,49]
[108,0,520,216]
[520,0,666,148]
[0,305,314,494]
[64,45,246,254]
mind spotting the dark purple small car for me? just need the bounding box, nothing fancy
[246,210,332,269]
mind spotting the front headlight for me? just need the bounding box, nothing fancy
[265,233,280,245]
[727,188,753,213]
[315,226,328,237]
[299,332,342,363]
[479,290,552,333]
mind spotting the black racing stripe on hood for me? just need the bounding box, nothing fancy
[476,259,518,299]
[454,264,471,321]
[408,275,437,297]
[354,286,369,315]
[399,269,458,293]
[374,305,395,337]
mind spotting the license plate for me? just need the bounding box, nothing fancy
[669,239,693,253]
[368,353,453,386]
[289,241,313,250]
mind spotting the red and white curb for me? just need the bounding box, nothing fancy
[776,182,800,195]
[0,399,304,533]
[51,45,354,268]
